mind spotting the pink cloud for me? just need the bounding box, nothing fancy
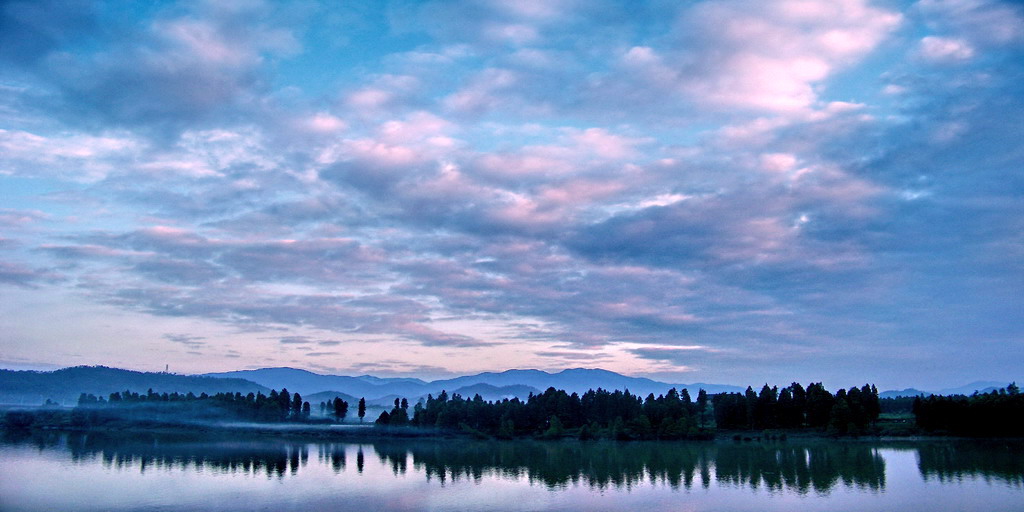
[320,113,457,170]
[594,300,700,326]
[918,36,976,62]
[342,139,423,167]
[760,153,799,173]
[347,88,394,110]
[486,192,564,229]
[0,129,140,182]
[677,0,902,113]
[536,179,625,207]
[377,111,453,143]
[474,127,650,182]
[305,113,348,133]
[343,75,422,115]
[568,128,649,160]
[476,151,575,178]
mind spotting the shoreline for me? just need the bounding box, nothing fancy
[4,421,1017,444]
[4,404,1017,443]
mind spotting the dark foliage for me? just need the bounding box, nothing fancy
[375,439,887,492]
[879,396,918,414]
[379,382,884,439]
[405,386,709,440]
[69,388,349,424]
[711,382,880,433]
[913,383,1023,437]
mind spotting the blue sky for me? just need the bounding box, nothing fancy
[1,0,1022,389]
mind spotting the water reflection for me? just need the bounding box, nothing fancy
[6,431,312,479]
[396,441,885,493]
[318,443,346,473]
[917,441,1024,487]
[4,431,1023,492]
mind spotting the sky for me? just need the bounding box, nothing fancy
[1,0,1022,390]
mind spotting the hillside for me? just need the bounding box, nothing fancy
[304,390,361,405]
[203,368,427,397]
[879,381,1012,398]
[447,383,540,402]
[0,366,268,406]
[203,367,743,402]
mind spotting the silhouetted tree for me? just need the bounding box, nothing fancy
[333,397,348,421]
[389,404,409,425]
[829,398,853,434]
[755,384,778,429]
[805,383,834,429]
[697,389,709,429]
[777,387,799,428]
[913,384,1024,436]
[744,386,758,429]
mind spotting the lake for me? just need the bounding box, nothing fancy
[1,431,1022,511]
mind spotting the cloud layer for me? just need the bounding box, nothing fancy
[1,0,1022,388]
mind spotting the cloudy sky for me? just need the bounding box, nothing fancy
[1,0,1021,389]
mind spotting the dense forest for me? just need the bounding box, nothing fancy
[61,388,350,426]
[711,383,879,434]
[913,383,1023,437]
[6,381,1023,439]
[402,386,713,439]
[4,387,367,429]
[370,382,882,439]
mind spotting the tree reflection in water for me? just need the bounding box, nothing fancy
[318,443,345,473]
[396,441,884,493]
[917,441,1024,487]
[9,431,309,479]
[5,431,1022,491]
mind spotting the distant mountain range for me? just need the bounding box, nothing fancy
[303,383,542,410]
[1,365,1015,407]
[201,367,745,402]
[200,367,430,399]
[0,366,741,406]
[878,381,1012,399]
[0,366,268,406]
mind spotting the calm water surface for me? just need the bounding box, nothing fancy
[1,432,1022,511]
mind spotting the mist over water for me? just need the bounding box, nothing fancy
[1,432,1022,512]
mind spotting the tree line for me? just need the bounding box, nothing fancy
[711,383,880,434]
[913,383,1022,437]
[319,397,367,423]
[374,382,881,439]
[38,381,1023,439]
[76,388,362,424]
[395,386,713,440]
